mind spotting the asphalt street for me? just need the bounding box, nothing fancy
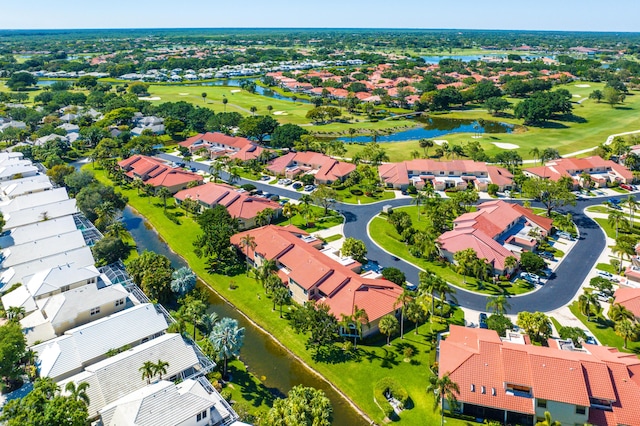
[157,152,618,314]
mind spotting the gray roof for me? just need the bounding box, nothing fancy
[0,246,95,290]
[99,379,231,426]
[59,333,200,417]
[0,187,69,213]
[0,163,39,180]
[26,263,100,299]
[0,175,52,199]
[0,215,78,248]
[3,198,78,230]
[0,285,37,313]
[0,230,86,269]
[33,303,168,381]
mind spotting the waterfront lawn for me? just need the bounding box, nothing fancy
[569,302,640,355]
[369,208,534,296]
[91,166,478,425]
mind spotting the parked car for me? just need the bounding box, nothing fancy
[596,292,610,303]
[539,251,555,260]
[292,182,302,189]
[478,313,488,329]
[583,331,597,345]
[260,175,271,181]
[282,179,293,186]
[597,271,613,279]
[304,185,316,192]
[621,184,633,191]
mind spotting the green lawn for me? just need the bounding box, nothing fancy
[569,302,640,355]
[593,217,640,240]
[369,207,535,296]
[345,83,640,161]
[335,187,396,204]
[596,263,617,275]
[90,167,480,425]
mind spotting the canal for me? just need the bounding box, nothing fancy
[121,206,369,426]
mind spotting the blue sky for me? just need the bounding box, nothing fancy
[2,0,639,32]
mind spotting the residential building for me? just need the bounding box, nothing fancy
[613,287,640,319]
[524,156,633,188]
[118,155,203,193]
[174,182,281,229]
[20,282,130,345]
[0,120,27,133]
[439,325,640,426]
[0,187,70,214]
[32,303,168,381]
[131,115,165,136]
[179,132,266,163]
[98,378,239,426]
[437,200,553,274]
[230,225,403,336]
[267,151,355,185]
[378,159,514,191]
[2,198,78,230]
[0,174,52,199]
[0,161,39,181]
[0,215,78,248]
[0,230,86,270]
[58,333,202,417]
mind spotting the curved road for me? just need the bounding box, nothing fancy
[157,153,618,313]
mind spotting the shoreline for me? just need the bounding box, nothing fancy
[126,205,376,425]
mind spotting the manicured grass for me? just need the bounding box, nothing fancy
[586,206,613,214]
[324,234,343,243]
[369,207,535,296]
[345,83,640,161]
[593,217,640,240]
[596,263,617,275]
[91,167,479,424]
[336,187,396,204]
[569,302,640,355]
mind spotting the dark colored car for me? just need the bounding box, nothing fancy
[479,313,488,329]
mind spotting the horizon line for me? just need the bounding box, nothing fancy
[1,27,639,34]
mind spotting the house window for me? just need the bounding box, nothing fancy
[202,411,207,419]
[115,298,125,307]
[537,399,547,408]
[470,384,475,392]
[60,285,70,292]
[196,410,207,421]
[575,406,586,415]
[491,387,496,396]
[481,386,486,394]
[90,307,100,316]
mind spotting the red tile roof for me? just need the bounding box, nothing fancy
[118,155,202,189]
[230,225,402,322]
[174,183,280,222]
[441,326,640,425]
[379,160,512,188]
[267,151,355,183]
[614,287,640,318]
[178,132,265,162]
[524,156,633,183]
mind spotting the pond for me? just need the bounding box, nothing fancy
[196,79,311,104]
[121,206,368,426]
[340,117,513,143]
[421,54,547,64]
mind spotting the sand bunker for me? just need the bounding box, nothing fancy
[272,111,288,115]
[179,93,189,96]
[138,96,161,101]
[493,142,520,150]
[230,89,241,93]
[572,94,581,98]
[575,84,591,88]
[433,139,448,145]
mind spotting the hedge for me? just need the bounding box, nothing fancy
[373,377,409,419]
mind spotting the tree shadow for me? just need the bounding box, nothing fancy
[227,364,278,408]
[557,114,587,123]
[531,121,569,129]
[613,106,633,111]
[311,344,363,364]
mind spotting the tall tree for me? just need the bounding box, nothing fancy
[427,370,460,426]
[265,385,333,426]
[486,295,511,315]
[156,186,173,212]
[615,318,638,349]
[394,289,414,339]
[239,233,257,272]
[170,267,197,296]
[139,361,155,384]
[209,317,245,378]
[378,314,399,346]
[535,411,561,426]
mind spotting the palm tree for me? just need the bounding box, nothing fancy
[222,96,228,112]
[298,195,313,227]
[427,370,460,426]
[612,237,635,274]
[529,147,540,165]
[209,162,223,183]
[199,312,220,336]
[578,290,601,322]
[608,209,627,239]
[156,187,173,212]
[504,256,518,276]
[394,289,414,339]
[6,306,26,322]
[255,208,274,227]
[106,221,127,239]
[153,359,169,380]
[486,295,511,315]
[170,266,197,296]
[64,381,90,406]
[405,300,428,335]
[239,234,256,272]
[615,318,638,349]
[411,150,421,159]
[183,298,207,339]
[535,411,561,426]
[139,361,155,384]
[95,200,116,231]
[132,178,145,195]
[348,127,357,143]
[209,317,245,379]
[608,303,635,322]
[266,105,273,114]
[418,271,441,321]
[282,203,297,224]
[420,138,434,158]
[351,305,369,348]
[378,314,399,346]
[272,286,290,318]
[412,190,427,221]
[626,195,638,225]
[201,92,207,103]
[249,106,257,116]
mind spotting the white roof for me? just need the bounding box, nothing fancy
[22,283,129,345]
[99,379,232,426]
[0,215,78,248]
[0,163,39,180]
[3,198,78,230]
[0,187,69,213]
[1,230,86,269]
[0,174,51,199]
[0,246,95,291]
[33,304,168,381]
[1,284,37,313]
[59,333,200,417]
[25,263,100,299]
[0,152,24,161]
